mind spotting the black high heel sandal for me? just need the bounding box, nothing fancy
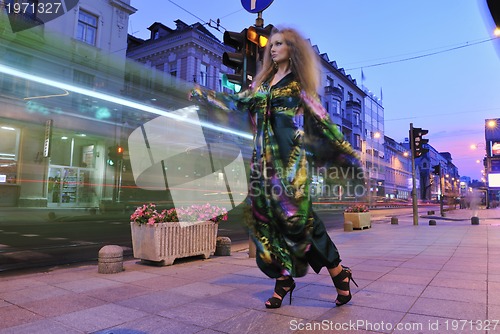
[265,276,296,309]
[332,265,358,306]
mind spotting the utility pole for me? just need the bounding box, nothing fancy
[410,123,418,225]
[439,171,444,217]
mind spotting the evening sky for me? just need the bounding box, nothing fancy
[129,0,500,180]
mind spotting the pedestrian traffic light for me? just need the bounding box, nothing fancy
[107,146,116,166]
[223,28,248,90]
[432,164,441,175]
[221,74,241,93]
[411,127,429,157]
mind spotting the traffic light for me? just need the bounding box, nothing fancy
[432,165,441,175]
[223,28,248,91]
[107,145,123,166]
[411,127,429,157]
[222,25,274,91]
[117,145,124,160]
[247,24,274,61]
[108,146,116,166]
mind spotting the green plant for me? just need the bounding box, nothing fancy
[130,203,228,225]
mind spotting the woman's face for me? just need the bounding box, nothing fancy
[269,33,290,64]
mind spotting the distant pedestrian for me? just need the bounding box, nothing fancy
[190,26,363,308]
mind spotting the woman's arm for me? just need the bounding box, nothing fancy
[300,91,364,182]
[189,85,255,112]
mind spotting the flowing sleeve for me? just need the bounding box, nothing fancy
[190,86,256,112]
[300,91,365,186]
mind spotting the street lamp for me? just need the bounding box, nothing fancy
[369,131,381,205]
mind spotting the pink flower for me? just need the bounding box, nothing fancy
[130,203,228,225]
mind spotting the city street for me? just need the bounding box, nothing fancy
[0,207,498,333]
[0,205,436,273]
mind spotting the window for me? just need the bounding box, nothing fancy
[353,112,360,126]
[354,134,361,149]
[217,73,223,92]
[338,84,344,96]
[0,124,20,183]
[332,100,340,115]
[72,70,95,112]
[199,63,208,86]
[77,10,97,46]
[347,92,353,101]
[73,70,95,88]
[169,62,177,77]
[326,76,334,87]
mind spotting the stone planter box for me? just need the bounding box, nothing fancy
[344,212,371,230]
[130,221,218,265]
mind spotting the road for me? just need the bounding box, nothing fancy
[0,205,436,274]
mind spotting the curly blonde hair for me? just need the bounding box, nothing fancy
[252,26,320,96]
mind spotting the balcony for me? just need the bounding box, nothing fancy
[343,119,353,129]
[346,100,361,111]
[323,86,342,99]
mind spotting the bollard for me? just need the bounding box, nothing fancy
[98,245,123,274]
[215,236,231,256]
[429,220,437,226]
[471,216,479,225]
[344,221,353,232]
[391,217,398,225]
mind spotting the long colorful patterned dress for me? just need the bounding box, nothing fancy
[192,73,363,278]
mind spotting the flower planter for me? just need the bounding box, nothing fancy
[343,212,371,230]
[130,221,218,265]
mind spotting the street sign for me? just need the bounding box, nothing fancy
[241,0,274,13]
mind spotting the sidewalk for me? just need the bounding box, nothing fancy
[1,208,500,333]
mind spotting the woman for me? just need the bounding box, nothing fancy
[190,26,363,308]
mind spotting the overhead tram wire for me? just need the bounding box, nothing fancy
[167,0,244,33]
[345,37,498,71]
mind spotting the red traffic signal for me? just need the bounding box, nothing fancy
[117,145,124,158]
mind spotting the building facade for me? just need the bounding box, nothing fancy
[0,0,137,208]
[384,135,412,200]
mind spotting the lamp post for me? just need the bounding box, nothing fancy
[471,142,489,208]
[369,132,381,206]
